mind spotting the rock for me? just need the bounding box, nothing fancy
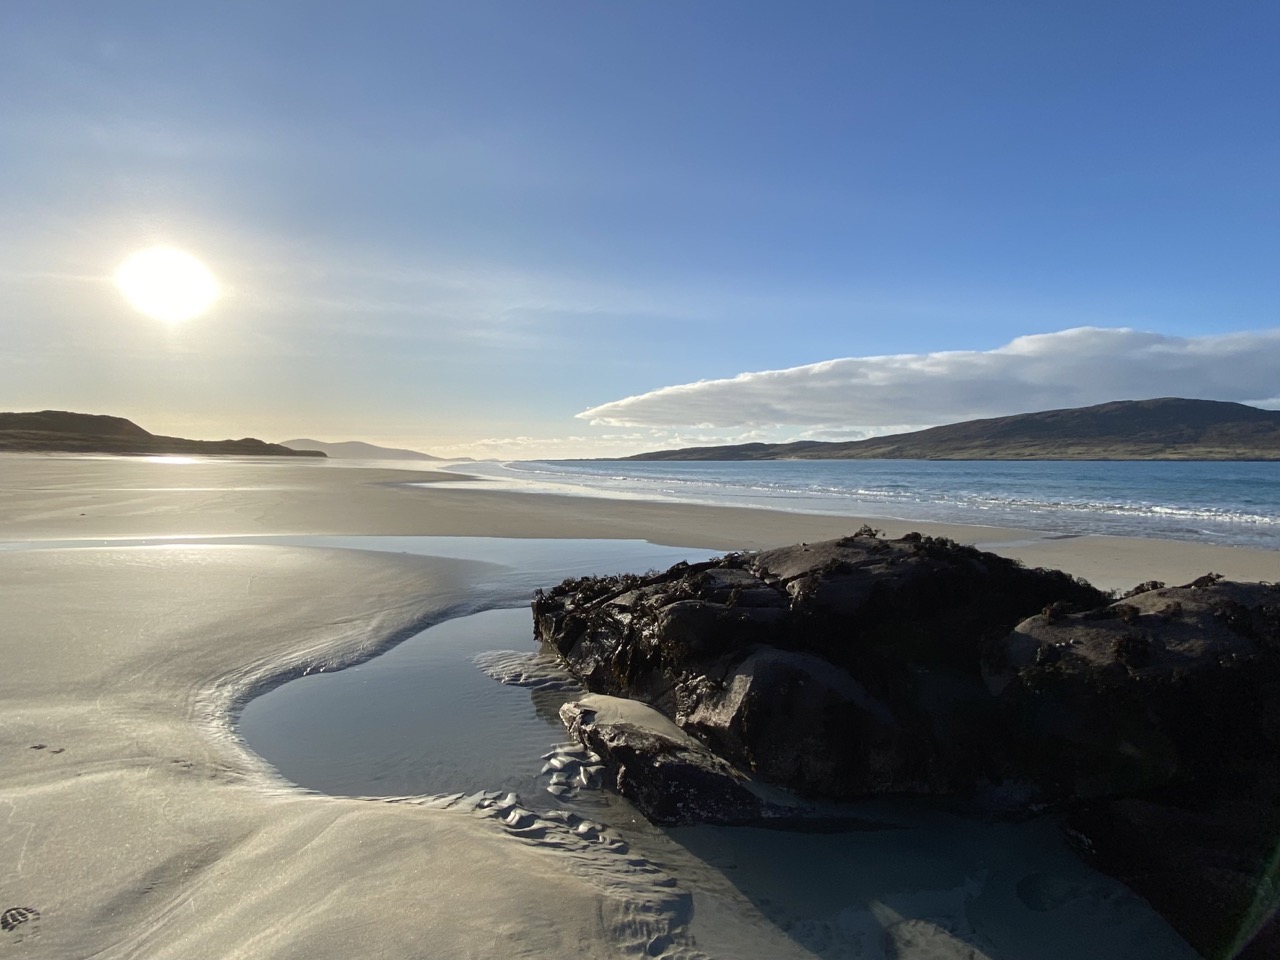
[1065,791,1280,960]
[534,533,1106,800]
[988,578,1280,959]
[681,645,914,797]
[984,579,1280,800]
[537,552,1280,960]
[558,694,793,825]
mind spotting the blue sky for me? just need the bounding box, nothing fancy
[1,1,1276,457]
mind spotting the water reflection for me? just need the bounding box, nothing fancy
[234,535,1198,960]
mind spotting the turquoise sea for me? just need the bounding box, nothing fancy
[444,459,1280,551]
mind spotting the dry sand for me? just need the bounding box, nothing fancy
[1,454,1277,958]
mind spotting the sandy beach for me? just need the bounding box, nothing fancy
[2,454,1278,958]
[4,454,1276,589]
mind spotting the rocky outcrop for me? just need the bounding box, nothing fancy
[987,577,1280,959]
[538,550,1280,959]
[534,532,1106,800]
[1065,791,1280,960]
[983,578,1280,802]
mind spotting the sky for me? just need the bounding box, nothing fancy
[1,1,1276,459]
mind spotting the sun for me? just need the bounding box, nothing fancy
[114,247,221,323]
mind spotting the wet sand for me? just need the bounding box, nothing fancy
[1,454,1277,958]
[4,454,1277,590]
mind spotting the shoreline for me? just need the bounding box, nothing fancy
[2,455,1276,593]
[432,457,1280,552]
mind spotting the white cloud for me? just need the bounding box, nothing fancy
[577,327,1280,429]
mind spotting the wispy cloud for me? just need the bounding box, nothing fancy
[225,248,709,348]
[578,327,1280,430]
[430,432,652,461]
[428,426,793,460]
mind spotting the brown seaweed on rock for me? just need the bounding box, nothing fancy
[534,532,1107,800]
[536,541,1280,959]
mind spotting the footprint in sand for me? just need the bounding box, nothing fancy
[2,907,40,932]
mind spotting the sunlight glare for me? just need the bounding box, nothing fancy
[114,246,221,323]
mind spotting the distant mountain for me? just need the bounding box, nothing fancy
[0,411,324,458]
[281,438,444,460]
[623,399,1280,461]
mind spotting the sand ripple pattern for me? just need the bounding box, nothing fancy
[540,742,606,799]
[472,649,583,693]
[372,790,706,959]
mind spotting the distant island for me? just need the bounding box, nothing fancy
[280,438,445,460]
[0,411,325,458]
[624,398,1280,461]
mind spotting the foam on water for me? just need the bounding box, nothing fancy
[438,458,1280,550]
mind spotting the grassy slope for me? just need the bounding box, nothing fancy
[0,410,324,457]
[625,399,1280,461]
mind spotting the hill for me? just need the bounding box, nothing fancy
[623,398,1280,461]
[0,411,325,458]
[280,438,443,460]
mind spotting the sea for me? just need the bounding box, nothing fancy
[439,458,1280,552]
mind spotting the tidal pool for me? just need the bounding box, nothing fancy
[237,537,719,799]
[235,536,1200,960]
[238,606,580,798]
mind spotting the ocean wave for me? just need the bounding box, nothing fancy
[445,459,1280,550]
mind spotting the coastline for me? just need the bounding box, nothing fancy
[2,454,1276,591]
[437,457,1280,553]
[1,454,1277,957]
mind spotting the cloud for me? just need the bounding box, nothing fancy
[577,327,1280,430]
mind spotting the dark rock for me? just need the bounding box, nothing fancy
[990,580,1280,958]
[680,646,922,797]
[534,533,1106,800]
[558,694,794,825]
[984,580,1280,801]
[537,545,1280,958]
[1065,791,1280,960]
